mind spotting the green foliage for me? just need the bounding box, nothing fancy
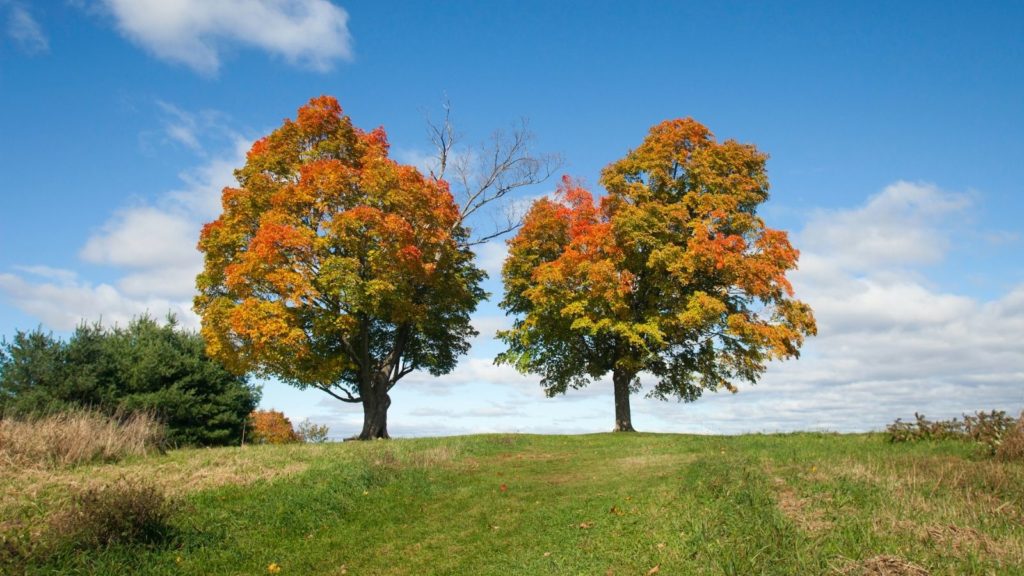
[886,410,1019,455]
[0,315,260,446]
[499,120,816,416]
[195,96,486,439]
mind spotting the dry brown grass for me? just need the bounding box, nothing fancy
[995,413,1024,461]
[836,555,930,576]
[0,410,165,468]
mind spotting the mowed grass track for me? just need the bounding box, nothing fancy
[4,433,1022,575]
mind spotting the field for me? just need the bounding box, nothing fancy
[2,433,1022,575]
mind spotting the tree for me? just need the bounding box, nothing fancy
[0,315,260,446]
[497,119,817,431]
[195,96,486,440]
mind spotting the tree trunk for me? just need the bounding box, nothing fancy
[357,373,392,440]
[612,368,636,432]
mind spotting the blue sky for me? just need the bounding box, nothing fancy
[1,0,1022,438]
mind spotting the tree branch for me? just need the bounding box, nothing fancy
[315,384,362,404]
[427,104,562,246]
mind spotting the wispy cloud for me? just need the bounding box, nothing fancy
[6,3,48,55]
[0,101,249,330]
[91,0,353,75]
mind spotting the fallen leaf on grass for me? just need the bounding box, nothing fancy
[579,522,593,529]
[647,565,660,575]
[500,483,508,492]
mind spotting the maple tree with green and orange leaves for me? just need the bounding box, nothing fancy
[498,119,816,431]
[195,96,485,440]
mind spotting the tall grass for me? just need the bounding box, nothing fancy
[0,409,165,467]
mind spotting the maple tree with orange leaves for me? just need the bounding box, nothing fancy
[195,96,485,440]
[498,119,816,431]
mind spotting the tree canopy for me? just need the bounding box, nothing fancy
[498,119,816,431]
[195,96,485,439]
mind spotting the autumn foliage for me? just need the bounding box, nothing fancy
[247,410,299,445]
[498,119,816,430]
[195,96,484,439]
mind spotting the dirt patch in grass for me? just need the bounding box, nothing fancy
[770,476,832,533]
[836,555,929,576]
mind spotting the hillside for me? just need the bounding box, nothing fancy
[3,433,1022,575]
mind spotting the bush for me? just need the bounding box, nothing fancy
[0,315,261,446]
[0,409,165,468]
[248,410,299,444]
[1,479,176,571]
[995,413,1024,461]
[53,479,176,549]
[886,410,1019,455]
[296,419,330,443]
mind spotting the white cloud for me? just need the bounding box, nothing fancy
[6,3,48,54]
[341,181,1024,436]
[470,314,511,343]
[81,206,200,269]
[632,181,1024,433]
[473,240,508,279]
[0,272,197,331]
[799,181,970,272]
[156,101,202,150]
[75,133,248,302]
[0,102,247,331]
[94,0,353,75]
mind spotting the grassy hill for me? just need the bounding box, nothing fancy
[3,432,1022,575]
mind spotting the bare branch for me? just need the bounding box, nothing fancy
[426,104,563,245]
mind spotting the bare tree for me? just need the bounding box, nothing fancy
[427,101,562,246]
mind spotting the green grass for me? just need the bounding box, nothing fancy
[2,433,1022,575]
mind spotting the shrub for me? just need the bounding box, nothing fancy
[995,413,1024,461]
[886,410,1019,455]
[0,315,261,446]
[248,410,299,444]
[296,419,330,443]
[1,479,176,571]
[0,409,165,468]
[52,478,176,550]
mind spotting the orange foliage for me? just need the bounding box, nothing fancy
[195,96,485,440]
[248,410,299,445]
[499,118,816,403]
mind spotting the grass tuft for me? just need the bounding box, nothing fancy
[0,409,165,468]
